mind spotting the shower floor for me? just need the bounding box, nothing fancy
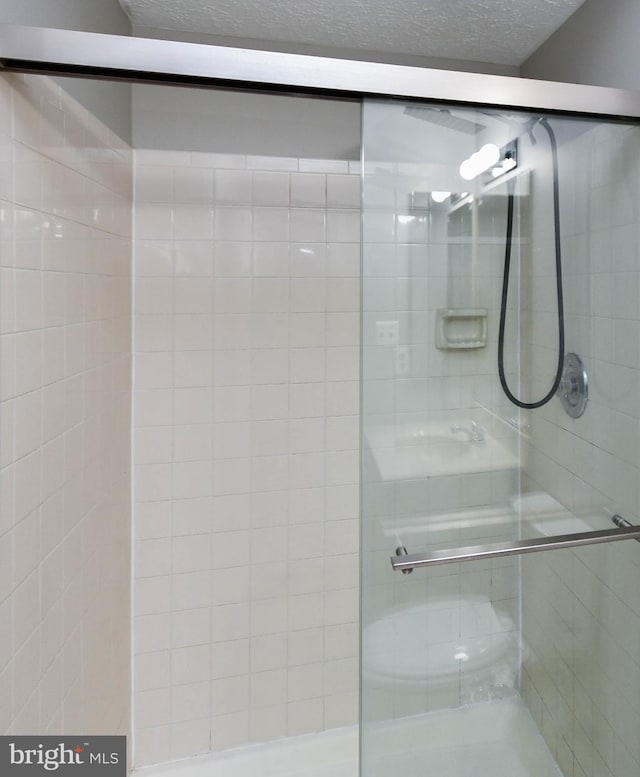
[133,697,562,777]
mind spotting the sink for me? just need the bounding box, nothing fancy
[367,422,519,480]
[396,432,469,458]
[422,435,470,460]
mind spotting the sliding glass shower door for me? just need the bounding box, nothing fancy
[360,99,640,777]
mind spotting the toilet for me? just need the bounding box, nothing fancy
[363,595,519,695]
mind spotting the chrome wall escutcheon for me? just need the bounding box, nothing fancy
[558,352,588,418]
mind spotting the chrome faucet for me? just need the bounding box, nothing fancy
[451,420,485,444]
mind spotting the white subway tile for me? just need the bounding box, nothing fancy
[171,607,211,648]
[253,207,290,242]
[172,534,212,574]
[173,205,213,240]
[214,350,251,386]
[136,538,171,579]
[170,718,210,760]
[215,208,252,241]
[172,571,212,611]
[253,172,290,207]
[213,421,251,460]
[246,156,297,172]
[136,165,174,202]
[290,209,326,243]
[136,576,171,616]
[289,313,326,347]
[213,457,251,496]
[250,384,289,420]
[250,562,287,601]
[291,173,325,207]
[210,639,249,679]
[211,603,250,643]
[327,175,360,209]
[250,491,289,529]
[250,597,287,636]
[289,453,325,490]
[136,427,172,464]
[215,170,252,204]
[289,418,325,454]
[209,710,249,751]
[174,277,213,315]
[288,662,324,703]
[250,635,286,676]
[215,241,252,277]
[288,628,323,667]
[250,668,286,708]
[286,697,323,736]
[290,243,326,277]
[173,314,213,350]
[251,454,289,492]
[252,278,289,313]
[190,152,245,169]
[173,387,213,425]
[136,203,173,240]
[249,705,286,742]
[253,242,289,277]
[299,159,348,174]
[135,613,171,654]
[171,681,210,723]
[290,347,325,384]
[326,312,359,346]
[136,651,171,691]
[214,277,252,313]
[290,278,325,313]
[288,593,323,631]
[249,312,288,349]
[136,688,171,729]
[174,167,213,203]
[251,420,289,456]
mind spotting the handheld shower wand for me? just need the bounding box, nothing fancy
[497,117,565,409]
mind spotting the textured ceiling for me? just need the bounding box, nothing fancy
[119,0,586,66]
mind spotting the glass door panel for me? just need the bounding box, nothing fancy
[360,99,640,777]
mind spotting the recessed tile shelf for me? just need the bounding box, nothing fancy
[435,308,488,350]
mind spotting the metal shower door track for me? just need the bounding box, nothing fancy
[2,25,640,119]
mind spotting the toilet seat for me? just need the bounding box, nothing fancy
[363,595,517,688]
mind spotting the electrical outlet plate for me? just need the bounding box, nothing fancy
[394,346,410,376]
[376,320,399,346]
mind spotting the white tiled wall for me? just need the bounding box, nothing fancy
[520,121,640,777]
[133,151,360,767]
[0,74,132,743]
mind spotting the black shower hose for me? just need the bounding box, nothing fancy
[497,117,564,409]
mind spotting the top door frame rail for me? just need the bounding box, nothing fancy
[2,25,640,120]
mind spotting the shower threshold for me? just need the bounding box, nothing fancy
[134,696,562,777]
[365,696,564,777]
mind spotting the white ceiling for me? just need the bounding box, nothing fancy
[119,0,586,66]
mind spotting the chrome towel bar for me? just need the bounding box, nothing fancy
[390,519,640,572]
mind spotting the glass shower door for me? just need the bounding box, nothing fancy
[360,99,640,777]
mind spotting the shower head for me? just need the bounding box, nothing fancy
[403,106,486,135]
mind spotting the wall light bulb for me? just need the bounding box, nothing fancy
[431,191,450,203]
[477,143,500,171]
[459,143,501,181]
[459,158,475,181]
